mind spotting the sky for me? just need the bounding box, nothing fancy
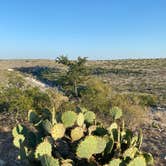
[0,0,166,60]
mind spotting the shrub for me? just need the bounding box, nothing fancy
[122,105,149,129]
[136,93,157,106]
[0,77,51,120]
[111,93,157,107]
[26,87,51,112]
[110,93,153,128]
[0,83,33,115]
[80,77,111,113]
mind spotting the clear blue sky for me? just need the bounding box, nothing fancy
[0,0,166,60]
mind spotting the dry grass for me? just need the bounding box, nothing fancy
[0,59,57,69]
[88,58,166,106]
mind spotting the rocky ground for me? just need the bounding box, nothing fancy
[141,109,166,166]
[0,108,166,166]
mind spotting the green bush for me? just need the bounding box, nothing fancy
[0,82,33,114]
[80,77,111,113]
[0,77,51,119]
[111,93,157,107]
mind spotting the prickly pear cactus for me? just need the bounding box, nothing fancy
[123,147,138,159]
[77,112,84,126]
[12,104,153,166]
[71,127,84,141]
[84,111,96,124]
[128,155,146,166]
[42,119,52,134]
[88,125,97,135]
[28,109,40,124]
[137,129,143,149]
[76,106,88,114]
[142,152,154,165]
[12,124,27,137]
[13,134,25,148]
[35,140,52,159]
[76,135,106,159]
[51,123,65,140]
[40,155,59,166]
[61,159,73,166]
[109,107,122,120]
[61,111,77,127]
[104,137,114,155]
[106,158,123,166]
[107,122,118,134]
[79,107,88,113]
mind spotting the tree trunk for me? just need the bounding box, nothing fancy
[74,81,78,97]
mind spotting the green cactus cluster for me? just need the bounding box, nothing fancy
[12,105,153,166]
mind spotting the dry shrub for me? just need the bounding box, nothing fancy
[122,105,149,129]
[111,92,157,107]
[150,110,166,128]
[111,93,149,129]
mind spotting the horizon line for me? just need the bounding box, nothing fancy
[0,57,165,61]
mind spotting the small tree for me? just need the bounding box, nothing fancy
[56,56,89,97]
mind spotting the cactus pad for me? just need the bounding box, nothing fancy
[12,124,24,137]
[71,127,84,141]
[131,136,138,147]
[35,140,52,159]
[123,147,138,159]
[42,119,52,134]
[40,155,59,166]
[84,111,96,124]
[76,135,106,159]
[137,129,143,149]
[13,134,25,148]
[28,109,40,124]
[61,159,73,166]
[107,159,122,166]
[107,122,118,134]
[93,127,108,136]
[142,152,154,165]
[80,107,88,113]
[128,156,146,166]
[109,107,122,120]
[88,125,97,135]
[61,111,77,127]
[77,113,84,126]
[104,138,114,155]
[51,123,65,140]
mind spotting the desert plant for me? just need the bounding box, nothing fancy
[12,100,153,166]
[80,77,111,113]
[110,93,149,128]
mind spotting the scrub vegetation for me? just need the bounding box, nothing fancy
[0,58,165,165]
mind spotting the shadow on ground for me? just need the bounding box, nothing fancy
[15,66,62,87]
[0,130,21,166]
